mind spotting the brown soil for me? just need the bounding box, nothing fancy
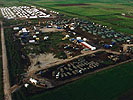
[109,18,122,21]
[40,27,65,33]
[58,4,90,6]
[28,53,63,73]
[125,16,133,18]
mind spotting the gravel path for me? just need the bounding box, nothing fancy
[1,21,12,100]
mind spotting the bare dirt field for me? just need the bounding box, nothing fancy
[40,27,65,33]
[123,44,133,52]
[28,53,63,72]
[125,16,133,18]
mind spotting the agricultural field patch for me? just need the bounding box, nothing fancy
[57,4,91,6]
[118,88,133,100]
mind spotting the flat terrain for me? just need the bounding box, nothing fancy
[28,53,63,72]
[29,62,133,100]
[0,0,133,100]
[27,1,133,34]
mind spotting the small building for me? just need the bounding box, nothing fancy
[83,38,87,41]
[44,36,49,40]
[36,38,40,41]
[65,35,70,38]
[70,27,74,30]
[13,27,19,30]
[76,37,81,40]
[104,44,111,48]
[36,32,40,34]
[24,83,29,88]
[29,78,37,85]
[77,39,84,43]
[47,25,52,28]
[33,35,37,38]
[29,40,35,43]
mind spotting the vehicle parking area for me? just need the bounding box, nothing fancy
[0,6,56,19]
[37,51,131,84]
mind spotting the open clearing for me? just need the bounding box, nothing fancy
[28,53,63,72]
[40,27,64,33]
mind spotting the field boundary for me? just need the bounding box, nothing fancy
[1,21,12,100]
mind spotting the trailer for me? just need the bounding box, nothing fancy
[81,42,96,50]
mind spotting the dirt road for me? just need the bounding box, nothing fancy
[123,44,133,52]
[0,21,12,100]
[28,48,121,75]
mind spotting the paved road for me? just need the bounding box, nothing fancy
[0,21,12,100]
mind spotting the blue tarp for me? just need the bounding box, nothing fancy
[77,39,84,43]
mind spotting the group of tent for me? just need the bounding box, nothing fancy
[0,6,51,19]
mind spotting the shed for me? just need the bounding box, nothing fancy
[76,37,81,40]
[29,40,35,43]
[13,27,19,30]
[83,38,87,41]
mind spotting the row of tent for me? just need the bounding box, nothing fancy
[0,6,51,19]
[48,17,132,43]
[52,58,99,80]
[78,20,133,43]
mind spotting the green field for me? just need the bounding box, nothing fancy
[0,0,133,100]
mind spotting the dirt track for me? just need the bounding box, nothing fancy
[0,21,12,100]
[28,48,121,75]
[123,44,133,52]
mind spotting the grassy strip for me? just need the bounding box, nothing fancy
[4,27,26,86]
